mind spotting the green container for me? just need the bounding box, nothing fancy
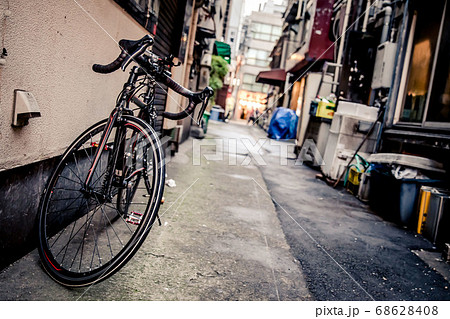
[202,111,210,133]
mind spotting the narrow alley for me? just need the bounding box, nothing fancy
[1,1,450,316]
[0,120,449,302]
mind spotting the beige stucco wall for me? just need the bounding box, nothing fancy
[0,0,148,171]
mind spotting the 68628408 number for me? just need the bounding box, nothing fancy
[375,305,438,316]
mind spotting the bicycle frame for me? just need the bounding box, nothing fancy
[83,66,155,194]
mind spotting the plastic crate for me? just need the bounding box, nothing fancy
[346,167,362,195]
[316,100,336,119]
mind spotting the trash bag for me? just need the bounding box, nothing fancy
[391,165,430,180]
[267,107,298,140]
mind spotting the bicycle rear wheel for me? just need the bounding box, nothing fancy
[37,115,165,287]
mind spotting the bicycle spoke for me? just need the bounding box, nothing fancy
[52,203,100,262]
[60,219,77,265]
[98,204,125,248]
[89,189,128,250]
[65,161,85,185]
[94,231,105,269]
[47,192,84,217]
[72,151,88,185]
[52,187,82,192]
[58,175,84,186]
[102,202,134,234]
[47,202,85,219]
[72,197,107,271]
[100,207,113,264]
[50,219,76,252]
[49,196,86,202]
[89,167,108,189]
[83,197,103,270]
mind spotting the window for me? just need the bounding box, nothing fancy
[426,3,450,123]
[114,0,160,35]
[246,48,271,67]
[250,22,282,42]
[241,73,269,93]
[243,74,256,83]
[398,0,450,126]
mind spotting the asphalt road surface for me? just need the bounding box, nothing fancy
[221,120,450,301]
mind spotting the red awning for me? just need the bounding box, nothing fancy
[256,69,286,86]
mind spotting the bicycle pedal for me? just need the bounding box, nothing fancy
[126,211,143,225]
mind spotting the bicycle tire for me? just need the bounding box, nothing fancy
[37,115,165,287]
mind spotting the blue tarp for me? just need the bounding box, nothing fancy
[267,107,298,140]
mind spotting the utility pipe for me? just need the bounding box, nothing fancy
[380,4,392,43]
[334,0,352,89]
[354,0,364,31]
[362,0,371,32]
[376,0,410,152]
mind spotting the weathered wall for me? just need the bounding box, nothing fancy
[0,0,146,171]
[0,0,148,269]
[0,158,57,269]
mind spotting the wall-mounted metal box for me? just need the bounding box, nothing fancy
[12,90,41,127]
[371,42,397,89]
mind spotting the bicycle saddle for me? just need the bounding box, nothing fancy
[119,35,153,54]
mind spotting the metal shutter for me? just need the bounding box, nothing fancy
[152,0,179,134]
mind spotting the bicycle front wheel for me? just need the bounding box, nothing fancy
[37,115,165,287]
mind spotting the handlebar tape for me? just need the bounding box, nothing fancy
[162,100,197,120]
[162,76,194,98]
[161,76,214,121]
[92,52,127,74]
[161,76,197,120]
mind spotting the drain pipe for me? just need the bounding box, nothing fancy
[380,3,392,43]
[362,0,371,32]
[334,0,352,88]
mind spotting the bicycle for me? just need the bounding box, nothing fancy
[36,35,213,287]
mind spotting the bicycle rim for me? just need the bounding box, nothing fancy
[37,116,165,287]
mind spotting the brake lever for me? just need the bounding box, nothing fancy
[196,98,208,124]
[196,87,214,124]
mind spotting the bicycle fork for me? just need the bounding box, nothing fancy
[83,109,119,194]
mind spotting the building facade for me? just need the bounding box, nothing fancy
[0,0,217,269]
[232,0,286,120]
[257,0,449,240]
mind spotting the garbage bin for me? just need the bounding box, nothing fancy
[369,165,442,226]
[368,154,446,226]
[202,111,210,133]
[210,106,224,121]
[423,188,450,245]
[417,186,434,234]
